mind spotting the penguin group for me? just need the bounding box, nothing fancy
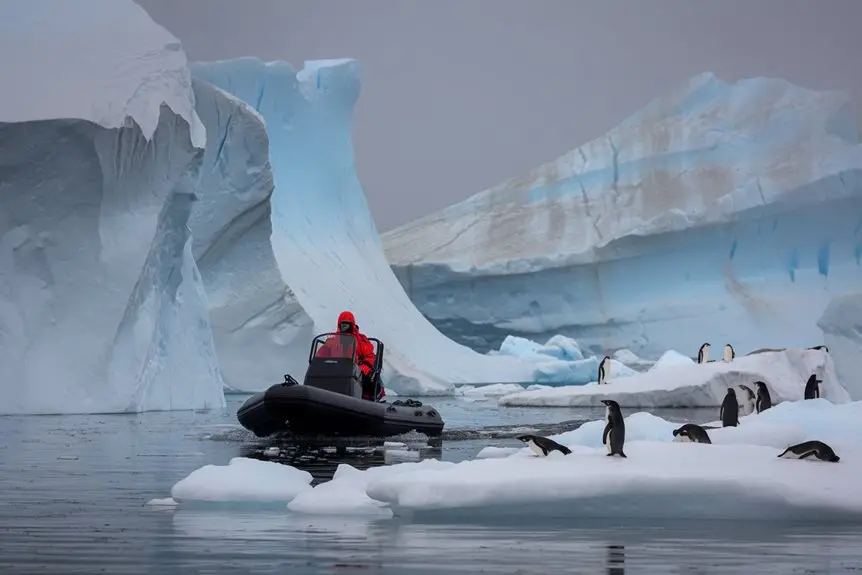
[517,398,628,458]
[516,344,840,465]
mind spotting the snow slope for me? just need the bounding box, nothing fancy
[162,399,862,523]
[0,0,225,413]
[382,73,862,361]
[497,347,849,408]
[190,57,546,394]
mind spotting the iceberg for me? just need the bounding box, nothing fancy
[498,348,850,408]
[189,57,557,394]
[163,400,862,523]
[818,292,862,399]
[0,0,225,414]
[490,334,637,386]
[382,73,862,366]
[189,77,313,391]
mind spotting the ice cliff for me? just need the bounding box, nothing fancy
[383,73,862,368]
[818,293,862,399]
[191,58,541,394]
[0,0,224,414]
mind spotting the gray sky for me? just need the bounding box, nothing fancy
[136,0,861,233]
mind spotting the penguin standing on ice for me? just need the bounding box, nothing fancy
[516,434,572,457]
[597,356,611,385]
[720,387,739,427]
[778,440,840,462]
[723,344,735,362]
[601,399,627,457]
[697,343,711,364]
[754,381,772,413]
[804,374,822,400]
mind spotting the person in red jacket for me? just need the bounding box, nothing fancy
[316,310,385,401]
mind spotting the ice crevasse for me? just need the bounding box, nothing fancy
[382,71,862,398]
[0,0,224,414]
[191,57,555,395]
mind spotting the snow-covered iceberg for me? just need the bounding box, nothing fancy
[498,347,849,408]
[189,58,554,394]
[382,73,862,366]
[163,399,862,522]
[818,292,862,399]
[0,0,225,414]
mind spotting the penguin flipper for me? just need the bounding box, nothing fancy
[602,422,611,445]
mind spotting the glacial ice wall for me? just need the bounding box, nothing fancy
[383,73,862,359]
[190,77,313,391]
[818,293,862,399]
[0,0,225,414]
[191,58,540,394]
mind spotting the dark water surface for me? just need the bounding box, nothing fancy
[2,394,861,574]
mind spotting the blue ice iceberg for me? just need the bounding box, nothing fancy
[383,73,862,380]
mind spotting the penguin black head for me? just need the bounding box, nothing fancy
[726,387,736,396]
[754,380,767,390]
[806,374,822,385]
[600,399,621,409]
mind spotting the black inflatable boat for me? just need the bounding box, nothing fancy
[237,332,445,438]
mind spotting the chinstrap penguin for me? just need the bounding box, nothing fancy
[777,440,840,463]
[723,344,735,362]
[697,343,710,364]
[601,399,627,458]
[597,356,611,385]
[516,434,572,457]
[754,381,772,413]
[720,387,739,427]
[672,423,712,444]
[803,374,821,400]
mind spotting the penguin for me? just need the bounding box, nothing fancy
[723,344,735,362]
[697,343,711,364]
[808,345,829,353]
[601,399,627,457]
[737,384,756,415]
[754,381,772,413]
[720,387,739,427]
[672,423,712,444]
[803,374,821,400]
[516,434,572,457]
[777,440,840,463]
[597,355,611,385]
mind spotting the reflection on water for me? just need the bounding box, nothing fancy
[168,510,862,574]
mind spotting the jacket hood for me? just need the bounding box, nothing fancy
[337,311,356,332]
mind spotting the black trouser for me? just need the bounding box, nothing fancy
[361,373,382,400]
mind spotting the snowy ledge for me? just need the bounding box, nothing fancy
[498,348,849,408]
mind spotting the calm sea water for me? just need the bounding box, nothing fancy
[2,393,861,574]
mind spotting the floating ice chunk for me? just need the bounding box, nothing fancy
[365,441,862,522]
[499,348,850,408]
[171,457,312,505]
[384,450,421,464]
[146,497,179,507]
[456,383,526,398]
[287,460,454,517]
[287,464,392,517]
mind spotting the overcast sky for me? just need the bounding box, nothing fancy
[136,0,861,232]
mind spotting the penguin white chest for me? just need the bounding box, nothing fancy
[526,440,545,457]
